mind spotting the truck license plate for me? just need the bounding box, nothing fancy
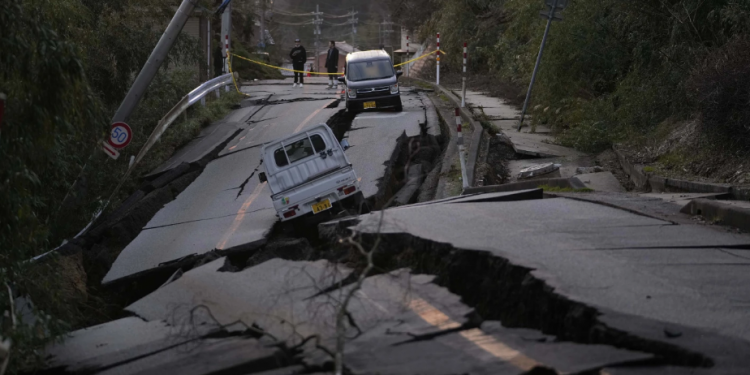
[363,101,376,109]
[311,199,332,214]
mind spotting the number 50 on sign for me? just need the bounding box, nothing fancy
[102,122,132,160]
[108,122,132,149]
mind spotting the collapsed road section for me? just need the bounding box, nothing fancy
[318,189,750,374]
[99,87,443,293]
[51,82,750,375]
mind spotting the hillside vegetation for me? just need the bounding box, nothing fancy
[0,1,265,372]
[390,0,750,180]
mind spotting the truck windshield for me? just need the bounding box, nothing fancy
[274,134,326,167]
[347,59,394,82]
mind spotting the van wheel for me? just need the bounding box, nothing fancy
[394,101,403,112]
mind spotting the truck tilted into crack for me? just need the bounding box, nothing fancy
[258,124,363,222]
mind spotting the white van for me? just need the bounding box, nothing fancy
[258,124,361,222]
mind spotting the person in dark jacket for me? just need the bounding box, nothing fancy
[289,38,307,87]
[325,41,340,88]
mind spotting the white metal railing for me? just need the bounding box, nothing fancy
[135,72,236,167]
[31,72,237,264]
[188,72,236,106]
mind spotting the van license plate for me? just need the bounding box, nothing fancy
[363,101,376,109]
[311,199,332,214]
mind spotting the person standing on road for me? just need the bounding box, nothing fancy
[290,38,306,87]
[325,41,340,89]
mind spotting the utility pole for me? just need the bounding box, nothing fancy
[112,0,196,124]
[313,4,323,73]
[221,0,232,74]
[349,9,359,50]
[517,0,567,131]
[382,18,394,57]
[259,0,265,50]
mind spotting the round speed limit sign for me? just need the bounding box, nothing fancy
[108,122,132,149]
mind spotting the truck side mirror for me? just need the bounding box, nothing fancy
[340,138,350,150]
[337,76,346,84]
[258,172,267,183]
[396,71,403,78]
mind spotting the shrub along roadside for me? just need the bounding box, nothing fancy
[394,0,750,156]
[0,1,243,373]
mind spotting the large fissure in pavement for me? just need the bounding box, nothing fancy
[325,108,444,211]
[315,228,714,370]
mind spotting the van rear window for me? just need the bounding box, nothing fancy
[274,134,326,167]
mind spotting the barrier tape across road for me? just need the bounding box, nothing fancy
[228,49,445,76]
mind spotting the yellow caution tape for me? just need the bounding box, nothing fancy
[231,53,343,75]
[225,49,446,96]
[394,50,445,67]
[227,51,253,97]
[229,49,446,75]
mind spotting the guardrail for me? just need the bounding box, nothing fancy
[31,72,238,264]
[133,72,236,168]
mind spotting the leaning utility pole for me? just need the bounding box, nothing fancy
[111,0,196,124]
[313,5,323,73]
[517,0,568,131]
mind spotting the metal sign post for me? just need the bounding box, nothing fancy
[517,0,567,131]
[456,108,469,188]
[461,42,467,107]
[436,33,441,85]
[221,1,232,74]
[406,35,410,77]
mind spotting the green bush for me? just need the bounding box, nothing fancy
[0,1,234,373]
[231,44,284,80]
[395,0,750,152]
[688,36,750,151]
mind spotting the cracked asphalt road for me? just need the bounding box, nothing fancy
[103,83,343,283]
[49,79,750,375]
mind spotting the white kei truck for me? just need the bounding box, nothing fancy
[258,124,362,222]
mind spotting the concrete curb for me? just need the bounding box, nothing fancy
[612,146,649,189]
[680,199,750,232]
[411,78,484,186]
[427,95,459,200]
[462,177,586,195]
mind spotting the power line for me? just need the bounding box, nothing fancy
[273,9,312,16]
[272,19,314,25]
[323,13,351,19]
[324,20,352,26]
[271,7,350,18]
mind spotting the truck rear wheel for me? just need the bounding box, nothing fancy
[352,191,370,214]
